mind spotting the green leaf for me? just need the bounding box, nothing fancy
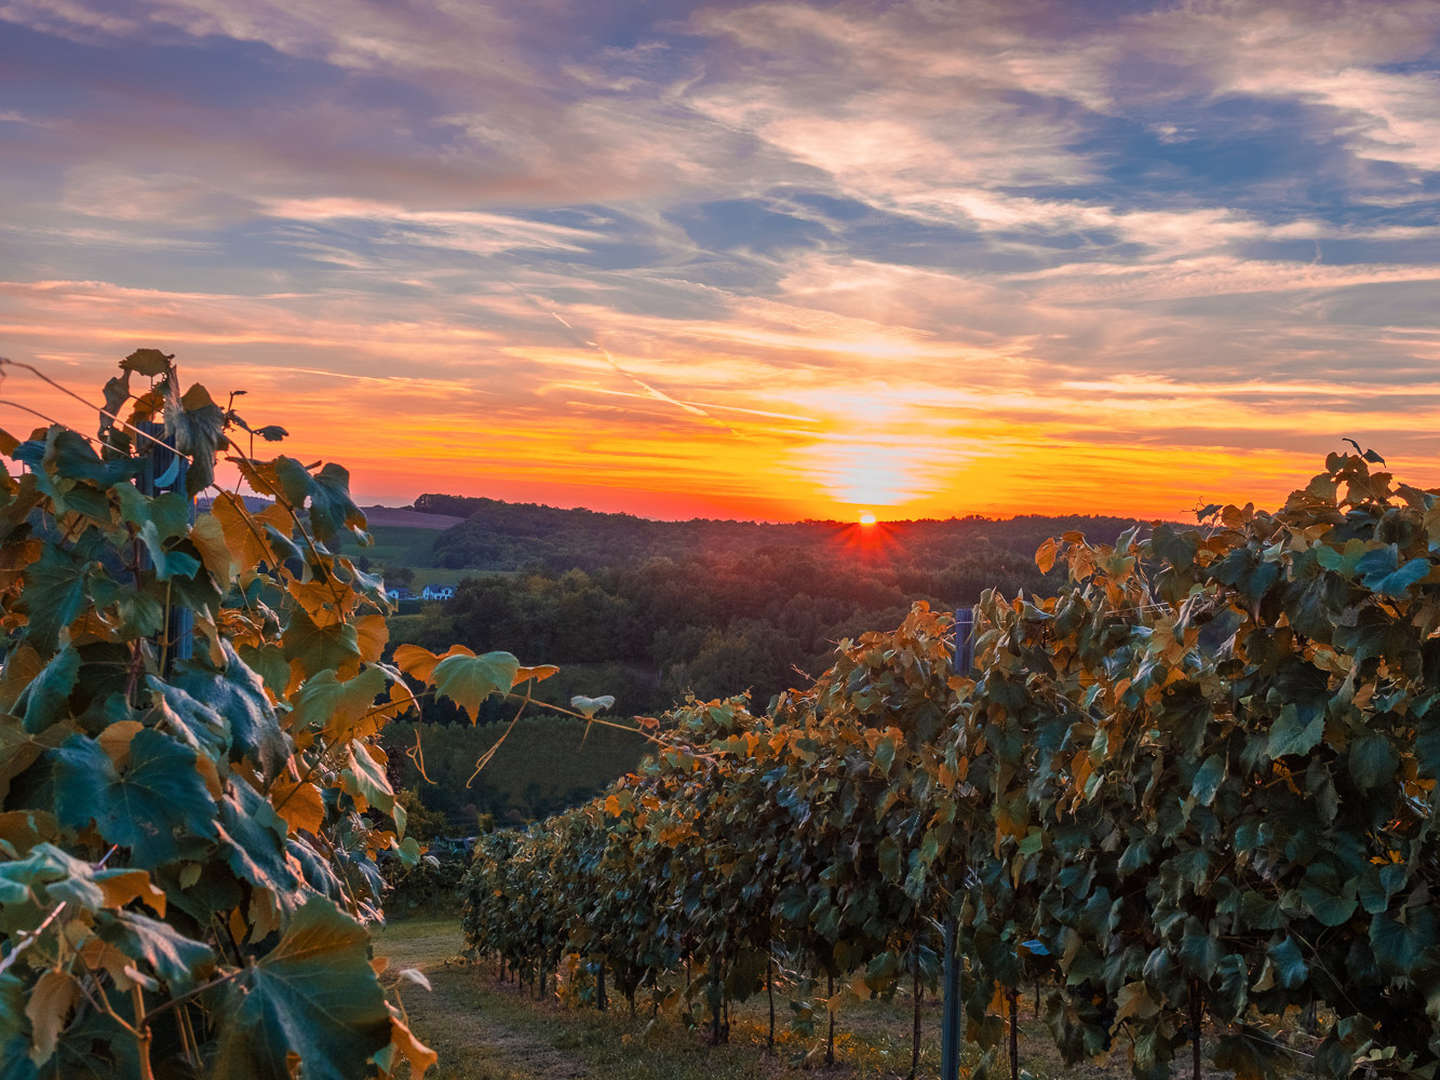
[309,463,368,546]
[289,667,388,742]
[217,782,296,894]
[166,386,226,498]
[281,609,360,679]
[392,836,421,868]
[22,545,90,651]
[116,587,165,637]
[1315,539,1367,578]
[1348,733,1398,790]
[1190,754,1225,806]
[1355,544,1432,596]
[137,519,202,581]
[343,741,394,814]
[1266,704,1324,760]
[873,735,896,777]
[1298,878,1356,928]
[0,844,99,928]
[1178,918,1219,978]
[569,694,614,720]
[1213,1028,1288,1080]
[211,898,390,1080]
[52,729,217,867]
[432,652,519,720]
[1267,936,1307,989]
[27,428,134,489]
[877,836,901,880]
[238,644,290,699]
[148,491,193,541]
[1149,524,1197,572]
[15,647,79,733]
[1370,910,1436,977]
[919,829,941,866]
[0,973,36,1080]
[1366,555,1431,597]
[94,909,214,989]
[172,643,289,779]
[1213,953,1249,1020]
[148,679,228,760]
[272,458,368,546]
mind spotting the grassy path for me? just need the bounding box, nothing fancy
[378,919,589,1080]
[376,917,1240,1080]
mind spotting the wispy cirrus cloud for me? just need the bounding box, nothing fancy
[1,0,1438,518]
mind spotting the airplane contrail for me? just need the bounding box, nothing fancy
[503,284,720,423]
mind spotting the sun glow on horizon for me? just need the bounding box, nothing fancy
[859,511,877,525]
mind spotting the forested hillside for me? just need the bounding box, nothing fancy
[383,498,1146,824]
[397,495,1143,713]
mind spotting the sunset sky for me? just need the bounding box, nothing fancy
[2,1,1439,521]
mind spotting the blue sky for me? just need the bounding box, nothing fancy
[2,0,1439,519]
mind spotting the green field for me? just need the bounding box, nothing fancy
[385,712,650,827]
[350,521,517,592]
[360,523,445,566]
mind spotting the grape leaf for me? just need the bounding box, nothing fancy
[121,349,174,377]
[52,729,217,868]
[432,652,519,721]
[15,647,79,734]
[172,643,289,779]
[94,908,214,989]
[21,546,90,651]
[211,898,390,1080]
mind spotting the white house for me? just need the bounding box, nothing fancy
[421,584,456,601]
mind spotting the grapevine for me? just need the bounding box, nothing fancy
[0,351,572,1078]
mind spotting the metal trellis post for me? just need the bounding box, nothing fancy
[940,607,974,1080]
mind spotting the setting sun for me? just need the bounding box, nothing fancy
[859,512,877,526]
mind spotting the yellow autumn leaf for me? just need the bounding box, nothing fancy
[25,970,79,1066]
[514,664,560,685]
[1112,980,1158,1027]
[212,491,272,574]
[270,777,326,836]
[1035,537,1058,573]
[95,868,167,917]
[355,614,388,664]
[393,643,474,684]
[0,809,56,854]
[386,1005,438,1077]
[189,512,235,586]
[98,720,144,768]
[79,937,135,988]
[288,579,352,628]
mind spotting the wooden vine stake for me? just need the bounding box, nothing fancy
[1190,978,1203,1080]
[910,947,922,1080]
[1008,987,1020,1080]
[826,970,836,1066]
[767,951,776,1052]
